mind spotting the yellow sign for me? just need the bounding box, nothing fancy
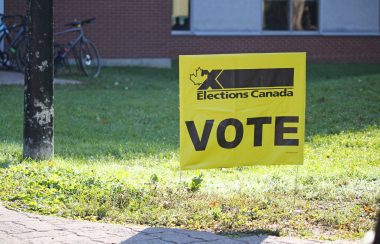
[180,53,306,170]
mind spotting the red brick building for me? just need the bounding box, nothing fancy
[3,0,380,67]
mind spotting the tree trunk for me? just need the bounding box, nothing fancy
[23,0,54,160]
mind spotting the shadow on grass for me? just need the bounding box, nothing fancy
[0,160,11,169]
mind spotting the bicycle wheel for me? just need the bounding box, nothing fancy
[3,35,18,69]
[79,39,101,78]
[16,38,27,73]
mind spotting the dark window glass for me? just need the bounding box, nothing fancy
[264,0,290,30]
[172,0,190,31]
[264,0,319,31]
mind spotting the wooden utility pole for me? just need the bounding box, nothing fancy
[23,0,54,159]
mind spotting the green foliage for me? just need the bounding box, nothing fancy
[0,63,379,240]
[189,174,203,192]
[150,173,159,184]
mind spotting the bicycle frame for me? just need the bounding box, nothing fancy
[0,15,25,52]
[54,26,88,59]
[0,16,26,67]
[1,26,24,52]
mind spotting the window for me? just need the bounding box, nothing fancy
[172,0,190,31]
[263,0,318,31]
[263,0,289,30]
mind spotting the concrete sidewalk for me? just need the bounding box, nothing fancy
[0,205,360,244]
[0,70,80,85]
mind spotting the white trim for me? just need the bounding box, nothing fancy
[100,58,172,68]
[171,0,380,37]
[171,30,194,35]
[289,0,293,31]
[193,31,320,36]
[193,31,262,36]
[172,31,379,37]
[261,31,320,36]
[320,32,380,36]
[259,0,263,32]
[320,0,379,34]
[319,0,324,33]
[190,0,194,32]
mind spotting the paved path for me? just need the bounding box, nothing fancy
[0,205,360,244]
[0,70,80,85]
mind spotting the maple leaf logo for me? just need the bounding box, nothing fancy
[190,67,207,85]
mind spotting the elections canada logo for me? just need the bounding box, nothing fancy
[190,67,295,100]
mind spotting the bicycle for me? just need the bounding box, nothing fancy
[0,14,26,69]
[17,17,101,78]
[55,18,101,78]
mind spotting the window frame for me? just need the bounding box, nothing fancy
[171,0,380,36]
[171,0,192,34]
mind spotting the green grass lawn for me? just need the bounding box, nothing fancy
[0,63,379,240]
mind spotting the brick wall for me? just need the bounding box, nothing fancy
[5,0,380,63]
[5,0,172,59]
[169,35,380,63]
